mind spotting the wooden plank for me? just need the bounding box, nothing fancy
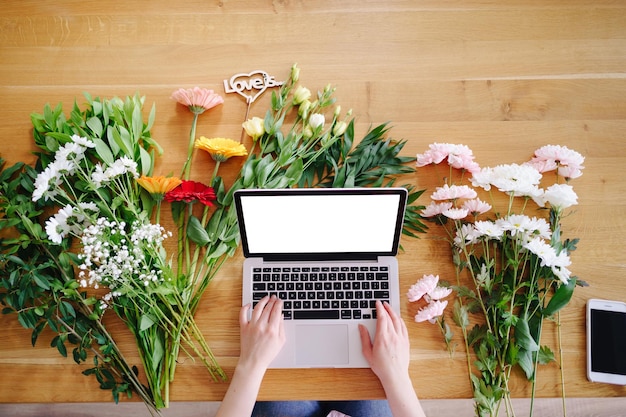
[2,40,626,86]
[2,9,626,47]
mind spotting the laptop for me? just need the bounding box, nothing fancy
[234,187,407,368]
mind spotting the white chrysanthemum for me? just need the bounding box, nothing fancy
[91,164,107,188]
[55,142,87,165]
[525,217,552,240]
[488,163,543,197]
[539,184,578,210]
[454,223,479,247]
[473,220,505,240]
[32,164,62,202]
[523,237,557,267]
[49,158,76,176]
[551,266,571,284]
[470,167,494,191]
[497,214,533,237]
[71,134,96,149]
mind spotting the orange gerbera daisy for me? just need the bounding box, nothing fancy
[137,175,182,199]
[194,137,248,162]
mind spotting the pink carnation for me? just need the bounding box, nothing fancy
[426,286,453,301]
[415,300,448,323]
[416,143,480,173]
[407,274,439,302]
[442,207,469,220]
[462,198,492,216]
[529,145,584,179]
[421,202,452,217]
[431,184,477,201]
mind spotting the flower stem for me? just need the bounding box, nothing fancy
[182,113,199,180]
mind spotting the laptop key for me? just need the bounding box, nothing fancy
[294,310,340,320]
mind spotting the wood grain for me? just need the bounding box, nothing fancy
[1,0,626,407]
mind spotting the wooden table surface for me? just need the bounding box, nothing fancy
[2,0,626,406]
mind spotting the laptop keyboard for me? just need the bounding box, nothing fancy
[251,265,390,320]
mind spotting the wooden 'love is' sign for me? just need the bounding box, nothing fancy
[223,70,283,103]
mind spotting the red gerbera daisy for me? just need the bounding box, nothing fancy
[164,180,216,206]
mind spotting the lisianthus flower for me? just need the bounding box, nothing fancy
[407,274,439,302]
[137,175,182,200]
[194,136,248,162]
[242,117,265,141]
[308,113,325,130]
[164,180,216,206]
[415,300,448,323]
[333,121,348,136]
[171,87,224,115]
[293,85,311,105]
[431,184,477,201]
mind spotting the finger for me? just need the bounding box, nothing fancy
[375,300,391,334]
[383,301,403,334]
[239,303,252,327]
[358,323,373,362]
[268,296,284,327]
[251,296,270,322]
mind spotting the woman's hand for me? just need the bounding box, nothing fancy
[359,300,411,385]
[359,300,426,417]
[215,296,286,417]
[238,295,286,373]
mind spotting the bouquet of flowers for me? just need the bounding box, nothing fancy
[409,143,586,417]
[0,64,426,414]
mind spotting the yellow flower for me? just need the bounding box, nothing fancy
[137,175,182,200]
[242,117,265,141]
[194,137,248,162]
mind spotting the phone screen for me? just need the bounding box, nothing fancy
[590,309,626,375]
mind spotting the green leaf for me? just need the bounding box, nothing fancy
[543,277,576,317]
[517,348,535,380]
[187,215,210,246]
[86,116,104,138]
[515,317,539,352]
[93,138,114,165]
[139,314,157,331]
[452,299,470,329]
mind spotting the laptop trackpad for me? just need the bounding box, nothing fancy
[295,324,350,367]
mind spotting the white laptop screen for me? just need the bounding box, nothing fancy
[234,188,407,260]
